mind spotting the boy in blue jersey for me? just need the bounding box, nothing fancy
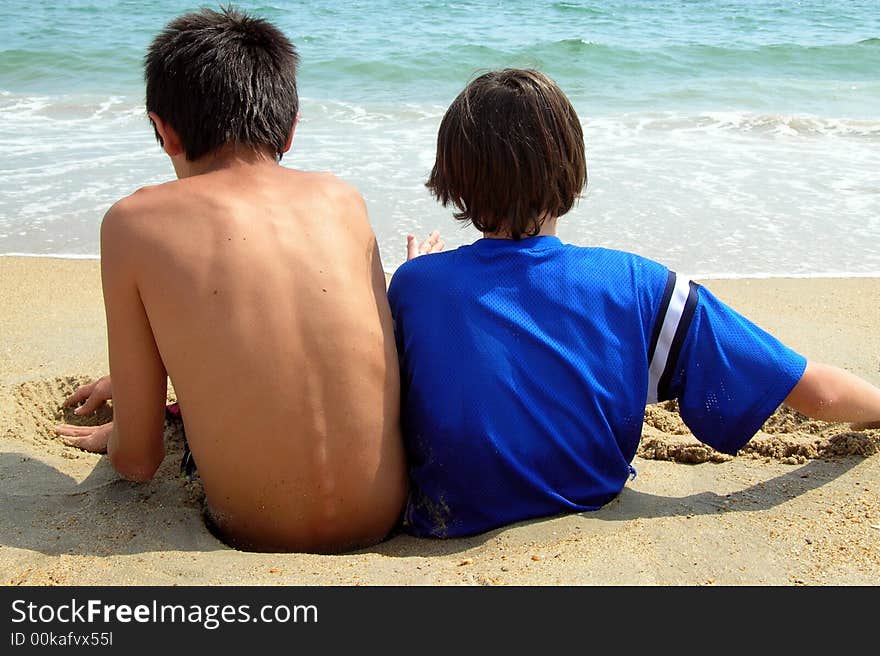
[388,69,880,539]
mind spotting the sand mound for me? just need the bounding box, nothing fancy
[643,400,693,435]
[759,405,830,435]
[638,426,733,463]
[740,430,880,463]
[638,403,879,464]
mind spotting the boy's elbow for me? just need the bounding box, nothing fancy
[784,394,821,420]
[108,446,164,483]
[784,361,839,420]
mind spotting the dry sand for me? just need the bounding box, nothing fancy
[1,256,878,585]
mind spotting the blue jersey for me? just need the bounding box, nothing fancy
[387,236,806,538]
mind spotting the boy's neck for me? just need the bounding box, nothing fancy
[483,216,558,240]
[172,144,280,179]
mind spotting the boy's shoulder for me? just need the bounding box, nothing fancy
[283,168,363,199]
[97,183,194,272]
[391,242,463,279]
[101,183,171,233]
[100,179,197,241]
[387,246,463,304]
[277,168,371,230]
[107,176,198,212]
[562,243,670,280]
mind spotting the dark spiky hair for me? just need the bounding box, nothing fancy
[145,5,299,161]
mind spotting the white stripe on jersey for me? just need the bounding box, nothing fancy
[647,274,692,404]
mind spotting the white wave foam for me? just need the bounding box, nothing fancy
[0,91,144,126]
[589,111,880,139]
[300,97,445,124]
[688,271,880,281]
[0,253,99,260]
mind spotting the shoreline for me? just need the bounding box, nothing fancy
[5,252,880,282]
[1,256,878,585]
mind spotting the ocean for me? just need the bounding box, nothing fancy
[1,0,878,276]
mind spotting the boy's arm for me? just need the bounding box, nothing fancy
[99,203,168,481]
[784,360,880,429]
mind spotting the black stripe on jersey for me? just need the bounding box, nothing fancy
[647,270,677,363]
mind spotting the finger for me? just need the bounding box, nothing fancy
[64,382,95,407]
[95,375,112,393]
[55,424,97,437]
[74,393,107,416]
[434,238,446,253]
[60,434,105,453]
[59,434,89,448]
[420,230,440,254]
[406,234,419,261]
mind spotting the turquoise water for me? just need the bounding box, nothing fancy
[1,0,878,275]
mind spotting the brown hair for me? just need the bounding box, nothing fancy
[426,69,587,238]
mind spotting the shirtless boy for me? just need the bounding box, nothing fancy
[55,8,406,553]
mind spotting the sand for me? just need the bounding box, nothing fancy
[1,256,879,586]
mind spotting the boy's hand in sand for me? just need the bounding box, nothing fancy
[55,375,114,452]
[407,230,445,261]
[64,375,112,416]
[55,422,113,454]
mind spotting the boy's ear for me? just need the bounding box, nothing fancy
[148,112,185,158]
[282,113,299,154]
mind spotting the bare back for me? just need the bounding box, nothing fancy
[101,162,406,552]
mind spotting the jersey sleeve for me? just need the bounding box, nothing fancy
[649,273,807,455]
